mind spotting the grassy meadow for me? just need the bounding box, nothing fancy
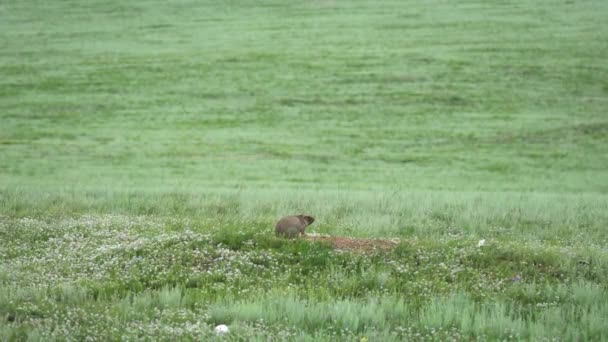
[1,0,608,340]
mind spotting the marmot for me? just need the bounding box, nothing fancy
[275,215,315,238]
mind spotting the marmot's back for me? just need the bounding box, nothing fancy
[275,215,315,238]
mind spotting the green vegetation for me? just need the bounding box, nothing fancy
[2,215,607,340]
[1,0,607,340]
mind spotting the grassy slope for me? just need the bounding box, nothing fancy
[1,0,607,192]
[1,0,608,340]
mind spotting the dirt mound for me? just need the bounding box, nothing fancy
[304,234,400,254]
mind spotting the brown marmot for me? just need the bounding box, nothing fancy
[275,215,315,238]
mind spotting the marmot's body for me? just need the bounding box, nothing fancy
[275,215,315,238]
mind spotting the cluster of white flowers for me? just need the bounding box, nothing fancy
[1,214,606,340]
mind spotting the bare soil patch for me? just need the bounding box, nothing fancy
[304,234,400,254]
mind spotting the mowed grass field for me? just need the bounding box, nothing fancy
[1,0,608,340]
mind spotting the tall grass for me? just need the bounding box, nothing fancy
[1,212,607,340]
[4,283,604,340]
[2,187,607,243]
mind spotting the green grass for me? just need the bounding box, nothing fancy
[2,0,608,193]
[1,0,608,340]
[1,215,607,340]
[2,188,608,244]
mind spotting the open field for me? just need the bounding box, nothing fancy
[1,0,608,340]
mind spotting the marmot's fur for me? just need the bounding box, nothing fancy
[275,215,315,238]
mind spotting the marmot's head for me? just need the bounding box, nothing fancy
[298,215,315,226]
